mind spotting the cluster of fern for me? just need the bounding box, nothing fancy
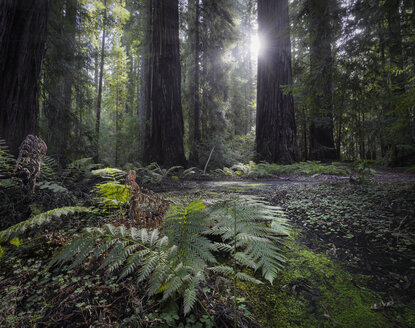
[50,195,289,318]
[216,160,349,178]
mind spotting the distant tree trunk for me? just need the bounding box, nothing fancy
[386,0,404,94]
[94,0,107,163]
[115,87,120,166]
[256,0,298,164]
[145,0,187,166]
[385,0,408,164]
[189,0,201,164]
[0,0,50,155]
[308,0,337,161]
[62,0,77,163]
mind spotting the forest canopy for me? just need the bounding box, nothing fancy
[0,0,414,168]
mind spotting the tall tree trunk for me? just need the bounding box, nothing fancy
[0,0,50,155]
[256,0,298,164]
[385,0,408,164]
[115,87,120,167]
[189,0,201,164]
[61,0,77,163]
[94,0,107,163]
[145,0,187,166]
[308,0,337,161]
[139,0,152,160]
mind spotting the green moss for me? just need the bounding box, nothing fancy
[240,241,405,328]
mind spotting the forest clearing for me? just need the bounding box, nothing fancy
[1,0,415,327]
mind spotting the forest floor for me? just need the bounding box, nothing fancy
[158,169,415,327]
[1,167,414,327]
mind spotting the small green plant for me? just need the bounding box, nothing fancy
[350,160,376,184]
[135,162,182,184]
[91,168,130,208]
[63,157,102,187]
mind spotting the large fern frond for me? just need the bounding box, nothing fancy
[0,206,92,242]
[163,199,217,267]
[208,196,289,284]
[50,224,206,314]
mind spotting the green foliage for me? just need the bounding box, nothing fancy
[0,206,92,243]
[216,161,348,178]
[39,156,58,181]
[93,181,130,207]
[208,196,289,284]
[164,200,216,267]
[36,181,68,193]
[350,160,376,184]
[0,138,15,177]
[50,224,207,315]
[92,168,129,208]
[50,196,289,317]
[63,157,102,186]
[134,162,182,185]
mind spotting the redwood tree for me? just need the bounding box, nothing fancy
[145,0,186,166]
[308,0,338,161]
[256,0,298,163]
[0,0,50,155]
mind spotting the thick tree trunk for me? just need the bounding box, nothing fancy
[256,0,298,164]
[0,0,50,155]
[189,0,201,165]
[308,0,337,161]
[139,0,152,160]
[94,0,107,163]
[145,0,187,166]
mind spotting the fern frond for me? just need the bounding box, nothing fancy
[40,156,58,181]
[50,224,208,316]
[0,206,92,243]
[164,200,216,267]
[208,196,289,284]
[235,272,263,284]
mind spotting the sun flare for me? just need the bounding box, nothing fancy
[250,34,263,58]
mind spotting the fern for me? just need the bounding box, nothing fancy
[92,167,126,180]
[50,224,207,314]
[91,168,129,208]
[40,156,58,181]
[163,200,217,267]
[135,162,183,184]
[0,138,18,188]
[63,157,102,187]
[37,181,68,193]
[208,196,289,284]
[50,197,289,318]
[0,206,92,243]
[0,138,15,177]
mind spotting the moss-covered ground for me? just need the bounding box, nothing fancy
[163,178,415,327]
[1,172,414,327]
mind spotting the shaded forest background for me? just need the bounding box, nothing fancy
[1,0,414,169]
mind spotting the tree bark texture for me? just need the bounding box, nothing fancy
[189,0,201,164]
[308,0,337,161]
[139,0,152,160]
[145,0,186,166]
[256,0,298,164]
[0,0,50,155]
